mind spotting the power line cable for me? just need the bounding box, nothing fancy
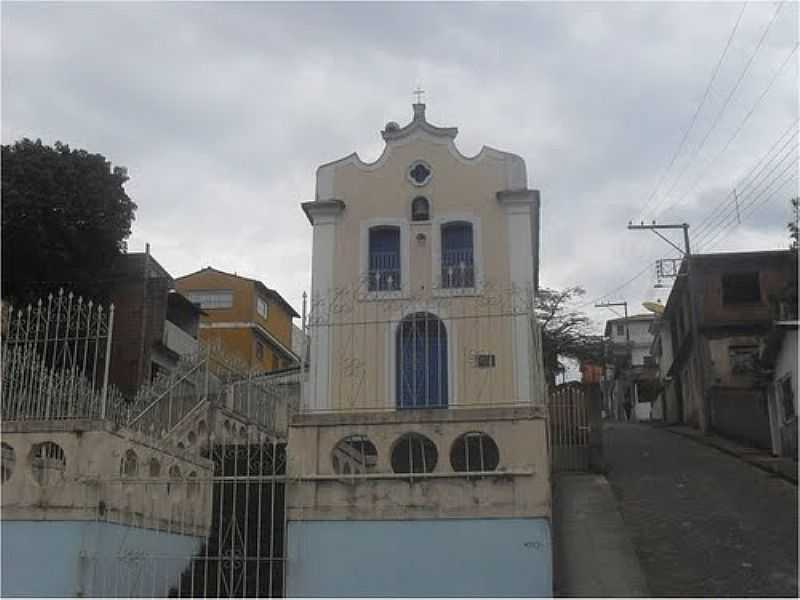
[692,118,798,238]
[699,155,799,249]
[695,137,799,245]
[700,162,798,249]
[636,1,749,222]
[650,1,786,221]
[658,40,799,221]
[576,261,657,310]
[701,169,798,250]
[694,139,798,247]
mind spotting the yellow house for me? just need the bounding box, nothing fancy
[175,267,300,373]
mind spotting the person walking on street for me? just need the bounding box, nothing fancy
[623,393,633,422]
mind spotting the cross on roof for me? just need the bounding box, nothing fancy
[413,86,425,104]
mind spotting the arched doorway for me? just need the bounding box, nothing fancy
[396,312,448,408]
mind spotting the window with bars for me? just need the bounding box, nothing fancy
[441,221,474,289]
[368,226,401,291]
[450,432,500,474]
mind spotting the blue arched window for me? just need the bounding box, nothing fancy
[441,221,474,288]
[368,226,401,291]
[396,312,448,409]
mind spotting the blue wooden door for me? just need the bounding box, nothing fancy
[397,313,448,408]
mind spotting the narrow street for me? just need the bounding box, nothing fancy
[604,422,798,598]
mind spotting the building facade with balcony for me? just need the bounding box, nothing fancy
[286,103,550,596]
[175,267,300,373]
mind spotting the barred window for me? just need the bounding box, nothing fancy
[368,226,401,292]
[441,222,474,289]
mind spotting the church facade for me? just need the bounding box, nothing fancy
[286,103,551,596]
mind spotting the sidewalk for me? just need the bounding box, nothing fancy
[664,425,798,484]
[552,473,649,598]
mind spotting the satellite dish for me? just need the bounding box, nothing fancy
[642,301,665,315]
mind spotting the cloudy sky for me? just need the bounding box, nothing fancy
[3,1,798,332]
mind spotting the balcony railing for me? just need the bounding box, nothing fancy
[368,251,401,292]
[162,320,199,357]
[441,249,474,289]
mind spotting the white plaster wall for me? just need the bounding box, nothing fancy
[774,329,798,414]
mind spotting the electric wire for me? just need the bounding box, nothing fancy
[694,137,799,246]
[649,1,786,221]
[699,161,798,250]
[635,1,749,223]
[692,118,799,239]
[656,40,799,222]
[576,261,658,310]
[701,173,798,251]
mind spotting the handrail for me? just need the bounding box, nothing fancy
[127,358,207,428]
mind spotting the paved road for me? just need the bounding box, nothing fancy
[604,422,798,598]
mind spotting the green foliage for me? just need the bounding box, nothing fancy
[1,138,137,303]
[789,197,799,250]
[536,286,604,384]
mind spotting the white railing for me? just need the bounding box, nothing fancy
[1,290,122,421]
[441,249,475,289]
[368,251,401,291]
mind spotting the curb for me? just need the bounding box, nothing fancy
[664,427,798,485]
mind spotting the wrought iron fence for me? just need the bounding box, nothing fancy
[1,289,123,421]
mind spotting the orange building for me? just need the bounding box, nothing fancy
[175,267,300,373]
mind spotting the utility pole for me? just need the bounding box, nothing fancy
[628,221,706,430]
[596,300,630,422]
[595,300,630,347]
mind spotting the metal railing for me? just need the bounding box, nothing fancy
[441,249,475,289]
[1,290,122,421]
[368,251,401,292]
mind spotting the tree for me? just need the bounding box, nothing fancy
[1,138,137,303]
[789,197,799,250]
[535,286,605,385]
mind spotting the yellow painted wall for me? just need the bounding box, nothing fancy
[318,135,523,409]
[176,269,295,372]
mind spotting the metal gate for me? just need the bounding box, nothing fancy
[548,382,592,472]
[1,291,293,598]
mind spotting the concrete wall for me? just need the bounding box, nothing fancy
[773,329,798,458]
[1,520,202,597]
[708,387,772,449]
[287,407,550,522]
[286,518,552,597]
[774,329,798,416]
[1,422,212,534]
[109,270,172,397]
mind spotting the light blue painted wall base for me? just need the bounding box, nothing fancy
[1,520,203,597]
[287,518,552,597]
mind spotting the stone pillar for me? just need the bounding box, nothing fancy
[498,189,541,404]
[302,200,345,411]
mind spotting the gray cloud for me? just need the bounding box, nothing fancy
[3,1,797,331]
